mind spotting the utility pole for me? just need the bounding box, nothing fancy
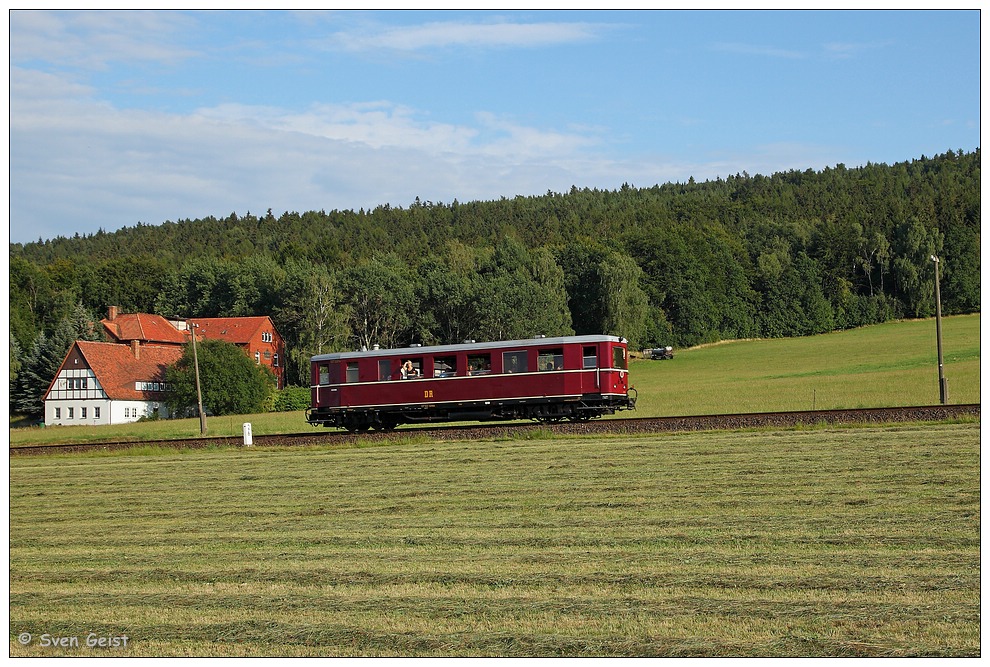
[190,322,208,434]
[931,255,948,405]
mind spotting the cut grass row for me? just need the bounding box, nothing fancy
[9,422,980,656]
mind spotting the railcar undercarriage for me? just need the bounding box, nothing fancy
[307,391,637,433]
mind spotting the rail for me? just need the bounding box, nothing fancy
[9,404,980,456]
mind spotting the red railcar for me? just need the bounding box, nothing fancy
[306,335,636,432]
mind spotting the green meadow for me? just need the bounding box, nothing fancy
[8,423,980,656]
[9,314,980,447]
[630,314,980,417]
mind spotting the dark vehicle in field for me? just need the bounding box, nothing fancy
[307,335,636,432]
[642,346,674,360]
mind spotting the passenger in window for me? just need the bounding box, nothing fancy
[401,360,419,379]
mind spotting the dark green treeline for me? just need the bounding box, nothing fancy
[10,149,980,389]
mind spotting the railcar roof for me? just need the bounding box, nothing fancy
[311,334,626,362]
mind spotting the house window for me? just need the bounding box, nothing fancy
[55,407,61,419]
[81,407,87,419]
[273,354,279,367]
[95,407,101,419]
[68,407,74,419]
[255,351,261,364]
[264,350,271,360]
[261,332,273,342]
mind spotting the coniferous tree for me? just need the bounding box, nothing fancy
[10,304,103,417]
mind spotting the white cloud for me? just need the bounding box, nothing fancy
[822,40,892,60]
[325,20,607,52]
[195,101,481,153]
[8,66,615,242]
[9,9,198,69]
[9,59,851,243]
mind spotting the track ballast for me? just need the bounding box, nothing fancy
[10,404,980,456]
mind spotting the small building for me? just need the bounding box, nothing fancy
[43,308,289,426]
[101,307,286,389]
[101,306,190,346]
[187,317,286,389]
[43,340,182,426]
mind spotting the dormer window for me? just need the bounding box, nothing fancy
[261,331,273,343]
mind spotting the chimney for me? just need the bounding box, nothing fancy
[131,340,140,360]
[108,305,119,321]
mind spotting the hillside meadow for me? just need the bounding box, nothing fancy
[9,314,980,447]
[630,313,980,418]
[8,422,980,657]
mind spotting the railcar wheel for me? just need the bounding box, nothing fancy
[343,415,370,433]
[372,417,398,432]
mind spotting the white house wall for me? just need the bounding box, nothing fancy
[45,398,112,426]
[45,367,171,426]
[110,400,169,424]
[46,399,171,426]
[45,368,106,426]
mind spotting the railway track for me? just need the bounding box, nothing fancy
[9,404,980,456]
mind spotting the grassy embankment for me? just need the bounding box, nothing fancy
[9,313,980,447]
[8,422,980,656]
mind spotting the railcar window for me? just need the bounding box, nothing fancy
[318,364,330,385]
[346,362,359,383]
[401,358,423,379]
[612,347,627,369]
[502,351,527,373]
[538,348,564,371]
[468,353,491,375]
[434,355,456,377]
[583,346,597,369]
[378,359,392,381]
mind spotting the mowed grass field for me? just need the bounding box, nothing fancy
[9,422,980,657]
[8,314,981,447]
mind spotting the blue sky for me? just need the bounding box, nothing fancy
[8,9,981,244]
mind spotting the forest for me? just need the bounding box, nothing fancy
[9,149,981,408]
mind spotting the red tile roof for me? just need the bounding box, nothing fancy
[74,341,183,400]
[102,313,189,345]
[187,317,273,345]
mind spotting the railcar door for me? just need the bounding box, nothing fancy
[580,344,601,394]
[608,343,629,396]
[312,360,342,408]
